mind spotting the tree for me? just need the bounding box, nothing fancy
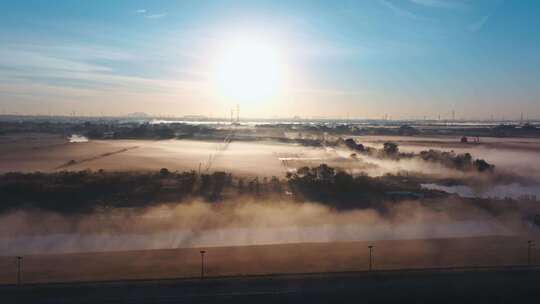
[199,174,211,194]
[178,171,196,193]
[334,171,354,190]
[383,142,399,155]
[156,127,175,139]
[270,176,281,192]
[211,172,227,198]
[474,159,494,172]
[453,153,472,170]
[398,125,419,136]
[237,178,245,193]
[344,138,365,152]
[316,164,335,182]
[159,168,170,176]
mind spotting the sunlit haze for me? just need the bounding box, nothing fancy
[1,0,539,119]
[212,35,286,107]
[3,2,540,301]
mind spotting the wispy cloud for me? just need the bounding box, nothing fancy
[469,15,489,32]
[0,48,112,73]
[378,0,419,20]
[3,43,136,62]
[0,43,204,100]
[133,8,165,19]
[145,14,166,19]
[410,0,469,10]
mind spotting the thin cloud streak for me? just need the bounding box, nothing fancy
[2,43,137,61]
[0,42,206,101]
[469,15,489,32]
[146,14,166,19]
[378,0,419,20]
[0,67,206,94]
[0,50,112,73]
[133,9,165,19]
[410,0,469,10]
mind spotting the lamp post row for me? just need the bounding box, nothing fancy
[368,245,374,272]
[16,256,22,285]
[528,240,535,266]
[11,240,536,284]
[200,250,206,279]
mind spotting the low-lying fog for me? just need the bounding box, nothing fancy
[358,136,540,182]
[422,183,540,200]
[1,134,540,256]
[68,134,89,143]
[0,198,519,256]
[3,134,540,186]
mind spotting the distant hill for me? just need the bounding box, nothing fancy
[125,112,151,118]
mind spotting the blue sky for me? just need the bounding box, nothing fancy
[0,0,539,119]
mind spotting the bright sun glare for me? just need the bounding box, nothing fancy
[214,37,284,104]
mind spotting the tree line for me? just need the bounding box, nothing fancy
[344,139,495,173]
[0,165,449,214]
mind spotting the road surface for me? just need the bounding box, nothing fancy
[3,266,540,303]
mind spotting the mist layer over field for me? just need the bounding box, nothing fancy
[0,197,518,256]
[3,133,540,178]
[3,133,540,183]
[1,134,539,256]
[358,135,540,182]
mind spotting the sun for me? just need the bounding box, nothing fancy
[213,37,285,105]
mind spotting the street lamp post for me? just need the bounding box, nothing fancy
[528,240,535,266]
[16,256,22,285]
[368,245,374,271]
[200,250,206,279]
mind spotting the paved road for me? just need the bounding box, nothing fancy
[3,267,540,303]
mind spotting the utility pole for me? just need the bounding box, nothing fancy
[16,256,22,285]
[368,245,374,271]
[528,240,534,266]
[200,250,206,279]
